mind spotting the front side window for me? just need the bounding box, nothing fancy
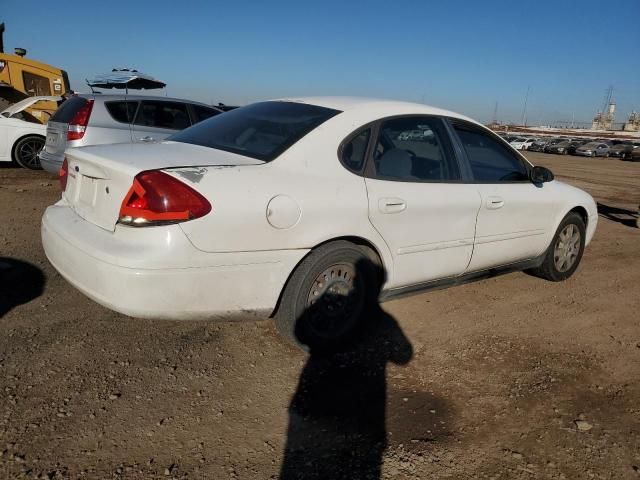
[371,116,459,181]
[134,101,191,130]
[191,105,221,124]
[452,122,529,182]
[22,72,51,96]
[170,101,341,162]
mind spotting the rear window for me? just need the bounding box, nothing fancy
[169,101,341,161]
[51,96,91,123]
[105,101,138,124]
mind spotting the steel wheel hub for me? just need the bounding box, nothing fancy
[554,224,580,273]
[306,263,363,336]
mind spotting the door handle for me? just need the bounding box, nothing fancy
[379,197,407,214]
[486,196,504,210]
[139,136,154,142]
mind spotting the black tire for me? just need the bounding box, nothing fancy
[13,135,44,170]
[274,241,380,352]
[528,212,586,282]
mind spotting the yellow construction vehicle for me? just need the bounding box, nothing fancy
[0,22,69,123]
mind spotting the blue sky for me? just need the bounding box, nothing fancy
[3,0,639,124]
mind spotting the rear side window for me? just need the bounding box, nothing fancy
[50,96,91,123]
[105,101,138,124]
[22,72,51,96]
[192,105,221,124]
[452,122,529,182]
[134,101,191,130]
[169,101,341,162]
[341,129,371,173]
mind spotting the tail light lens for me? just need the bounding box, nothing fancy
[67,99,94,141]
[59,157,68,191]
[119,171,212,226]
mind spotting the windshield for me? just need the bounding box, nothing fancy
[169,101,341,161]
[582,142,599,148]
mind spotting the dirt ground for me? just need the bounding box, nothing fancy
[0,152,639,480]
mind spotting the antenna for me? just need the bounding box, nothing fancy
[0,23,4,53]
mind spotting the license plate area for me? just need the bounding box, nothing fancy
[78,176,98,207]
[46,133,58,146]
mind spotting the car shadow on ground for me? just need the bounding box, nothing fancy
[597,202,638,228]
[0,257,45,318]
[278,259,449,480]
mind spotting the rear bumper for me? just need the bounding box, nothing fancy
[41,203,308,320]
[39,149,64,174]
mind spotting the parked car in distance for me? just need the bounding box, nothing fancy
[544,140,574,155]
[528,138,553,152]
[41,97,598,350]
[0,95,61,169]
[39,94,223,174]
[574,141,610,157]
[629,145,640,162]
[543,138,567,152]
[566,140,588,155]
[609,142,634,159]
[509,137,537,150]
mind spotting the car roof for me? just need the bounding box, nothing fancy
[275,96,480,125]
[74,93,216,109]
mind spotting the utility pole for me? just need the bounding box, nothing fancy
[520,86,530,126]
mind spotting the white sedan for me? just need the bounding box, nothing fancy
[509,137,537,150]
[0,96,61,169]
[42,97,597,349]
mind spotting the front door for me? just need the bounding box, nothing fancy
[363,116,482,289]
[450,120,556,272]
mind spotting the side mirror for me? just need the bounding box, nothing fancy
[530,166,554,183]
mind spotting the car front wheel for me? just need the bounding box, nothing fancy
[274,241,380,351]
[528,212,586,282]
[13,136,44,170]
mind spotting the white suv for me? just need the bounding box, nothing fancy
[39,94,222,174]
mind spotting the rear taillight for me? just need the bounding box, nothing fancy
[118,171,212,226]
[67,99,94,141]
[59,157,68,191]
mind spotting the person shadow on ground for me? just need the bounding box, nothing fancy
[279,260,413,480]
[0,257,45,318]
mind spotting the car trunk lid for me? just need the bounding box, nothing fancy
[62,141,264,231]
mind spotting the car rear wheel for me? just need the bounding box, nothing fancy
[528,212,585,282]
[13,136,44,170]
[274,241,379,351]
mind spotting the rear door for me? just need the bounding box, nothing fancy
[449,119,558,272]
[362,116,481,288]
[131,100,192,143]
